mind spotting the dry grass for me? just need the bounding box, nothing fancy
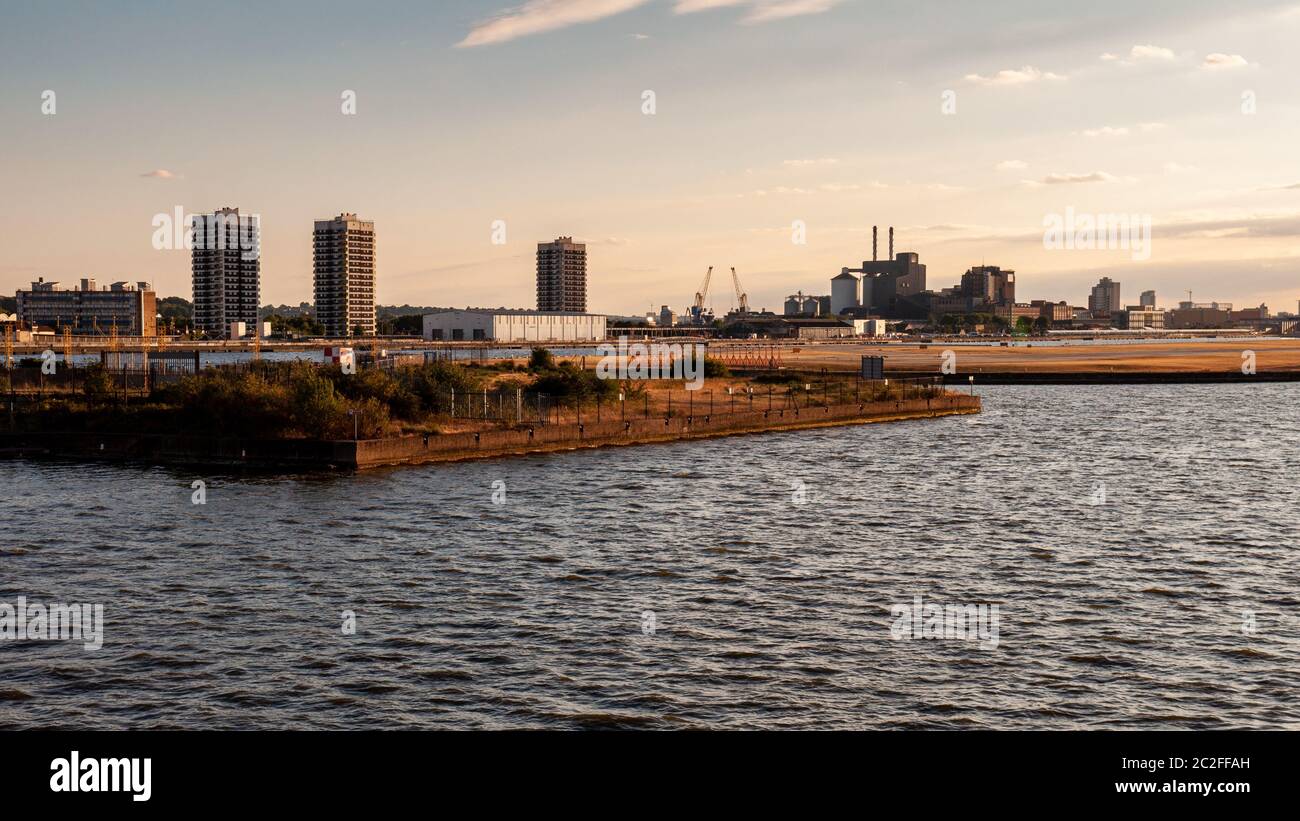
[772,338,1300,374]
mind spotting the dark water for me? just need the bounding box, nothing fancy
[2,384,1298,729]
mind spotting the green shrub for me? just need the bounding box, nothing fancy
[703,357,730,378]
[528,347,556,371]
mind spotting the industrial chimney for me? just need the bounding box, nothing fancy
[889,227,894,259]
[872,226,878,261]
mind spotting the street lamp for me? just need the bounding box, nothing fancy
[968,375,975,396]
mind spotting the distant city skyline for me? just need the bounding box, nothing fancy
[3,0,1299,314]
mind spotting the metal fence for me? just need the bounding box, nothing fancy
[428,377,946,427]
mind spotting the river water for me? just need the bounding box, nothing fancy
[2,384,1297,729]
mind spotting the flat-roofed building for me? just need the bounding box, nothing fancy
[314,213,376,337]
[16,277,157,336]
[423,309,606,342]
[192,207,260,338]
[1117,306,1166,331]
[1088,277,1122,315]
[1031,300,1073,324]
[536,237,587,313]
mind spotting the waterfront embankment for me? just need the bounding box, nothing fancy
[0,393,979,470]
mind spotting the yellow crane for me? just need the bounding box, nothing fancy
[691,266,714,324]
[730,267,750,315]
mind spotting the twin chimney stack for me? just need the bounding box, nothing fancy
[871,225,896,261]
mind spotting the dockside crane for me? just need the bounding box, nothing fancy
[730,267,750,315]
[691,266,714,324]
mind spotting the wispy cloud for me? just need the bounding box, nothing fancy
[674,0,843,24]
[1102,44,1178,65]
[783,157,839,168]
[140,169,178,180]
[995,160,1027,171]
[1202,52,1250,70]
[1038,171,1118,185]
[964,66,1065,86]
[457,0,653,48]
[742,0,842,24]
[1082,126,1129,138]
[457,0,842,46]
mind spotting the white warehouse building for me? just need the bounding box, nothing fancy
[423,309,607,342]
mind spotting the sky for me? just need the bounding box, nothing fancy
[2,0,1299,316]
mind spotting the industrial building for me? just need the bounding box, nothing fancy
[192,207,260,338]
[16,278,157,336]
[313,213,376,337]
[536,237,587,313]
[783,292,826,317]
[422,309,606,342]
[852,318,888,336]
[1166,302,1271,330]
[830,271,861,315]
[832,226,928,318]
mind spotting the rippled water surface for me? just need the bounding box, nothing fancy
[3,384,1298,729]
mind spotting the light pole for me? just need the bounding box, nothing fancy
[348,408,358,440]
[968,375,975,396]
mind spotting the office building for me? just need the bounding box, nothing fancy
[1140,290,1156,308]
[16,278,157,336]
[313,213,376,337]
[1088,277,1122,315]
[1117,306,1166,331]
[192,207,260,338]
[536,237,587,313]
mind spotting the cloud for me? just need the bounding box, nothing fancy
[1158,212,1300,240]
[674,0,842,24]
[457,0,842,46]
[140,169,178,180]
[457,0,653,48]
[673,0,747,12]
[1039,171,1117,185]
[1202,52,1249,70]
[1102,44,1180,67]
[1082,126,1129,138]
[964,66,1065,86]
[995,160,1027,171]
[1164,162,1199,174]
[742,0,842,24]
[783,157,839,167]
[1128,44,1177,61]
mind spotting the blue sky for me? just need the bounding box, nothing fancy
[2,0,1298,314]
